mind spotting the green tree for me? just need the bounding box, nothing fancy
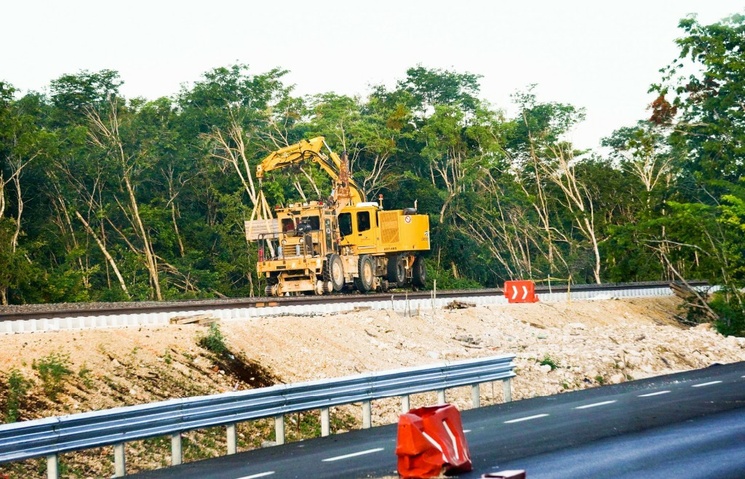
[505,88,588,283]
[651,13,745,334]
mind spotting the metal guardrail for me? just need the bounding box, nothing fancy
[0,354,516,478]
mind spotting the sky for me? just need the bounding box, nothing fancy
[2,0,743,150]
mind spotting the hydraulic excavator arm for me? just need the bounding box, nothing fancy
[256,136,365,207]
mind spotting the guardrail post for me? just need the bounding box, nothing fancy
[46,454,59,479]
[362,400,372,429]
[171,433,182,465]
[437,389,446,404]
[114,443,126,477]
[321,407,330,437]
[503,377,512,402]
[274,414,285,445]
[0,353,517,476]
[226,423,237,454]
[471,384,481,408]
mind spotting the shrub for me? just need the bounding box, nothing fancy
[5,369,30,422]
[539,354,559,371]
[33,352,72,401]
[198,323,228,357]
[710,290,745,337]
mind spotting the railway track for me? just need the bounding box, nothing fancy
[0,281,709,334]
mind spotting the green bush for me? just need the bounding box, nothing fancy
[710,290,745,337]
[198,323,228,357]
[538,354,559,371]
[33,352,72,401]
[5,369,30,422]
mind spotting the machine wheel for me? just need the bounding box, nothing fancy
[412,256,427,289]
[387,254,406,285]
[354,255,374,293]
[323,254,345,292]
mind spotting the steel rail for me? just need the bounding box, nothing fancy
[0,281,709,323]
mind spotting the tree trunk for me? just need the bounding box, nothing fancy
[75,211,131,298]
[87,105,163,300]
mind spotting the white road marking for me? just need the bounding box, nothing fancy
[574,400,617,410]
[692,381,722,388]
[638,390,671,397]
[504,414,549,424]
[464,429,472,433]
[236,472,275,479]
[322,447,385,462]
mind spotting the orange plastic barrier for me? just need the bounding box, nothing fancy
[504,280,539,303]
[395,404,472,478]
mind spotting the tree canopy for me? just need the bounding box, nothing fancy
[1,13,744,334]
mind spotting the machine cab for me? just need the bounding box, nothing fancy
[338,203,380,254]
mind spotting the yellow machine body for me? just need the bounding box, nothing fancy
[247,137,430,296]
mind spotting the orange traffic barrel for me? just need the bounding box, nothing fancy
[395,404,472,478]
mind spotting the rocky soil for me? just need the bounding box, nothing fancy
[1,296,744,478]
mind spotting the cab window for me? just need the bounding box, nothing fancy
[339,212,352,236]
[357,211,371,232]
[281,218,295,232]
[306,215,320,230]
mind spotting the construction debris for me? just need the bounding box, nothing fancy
[169,314,219,326]
[445,300,476,310]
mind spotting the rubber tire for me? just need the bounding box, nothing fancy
[324,254,345,292]
[387,254,406,285]
[412,256,426,289]
[355,255,375,293]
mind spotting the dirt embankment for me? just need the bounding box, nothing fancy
[1,296,744,477]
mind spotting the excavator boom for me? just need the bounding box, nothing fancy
[257,137,364,207]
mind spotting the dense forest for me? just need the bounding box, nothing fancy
[1,14,744,334]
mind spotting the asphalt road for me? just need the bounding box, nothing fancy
[127,361,745,479]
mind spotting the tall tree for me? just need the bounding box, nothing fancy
[651,13,745,333]
[507,88,587,283]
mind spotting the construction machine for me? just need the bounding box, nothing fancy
[245,137,430,296]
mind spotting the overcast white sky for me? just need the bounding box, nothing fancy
[2,1,743,150]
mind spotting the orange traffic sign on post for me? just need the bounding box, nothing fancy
[504,280,539,303]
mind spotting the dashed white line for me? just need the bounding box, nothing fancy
[504,414,549,424]
[322,447,385,462]
[692,381,722,388]
[236,472,275,479]
[575,400,617,410]
[638,390,671,397]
